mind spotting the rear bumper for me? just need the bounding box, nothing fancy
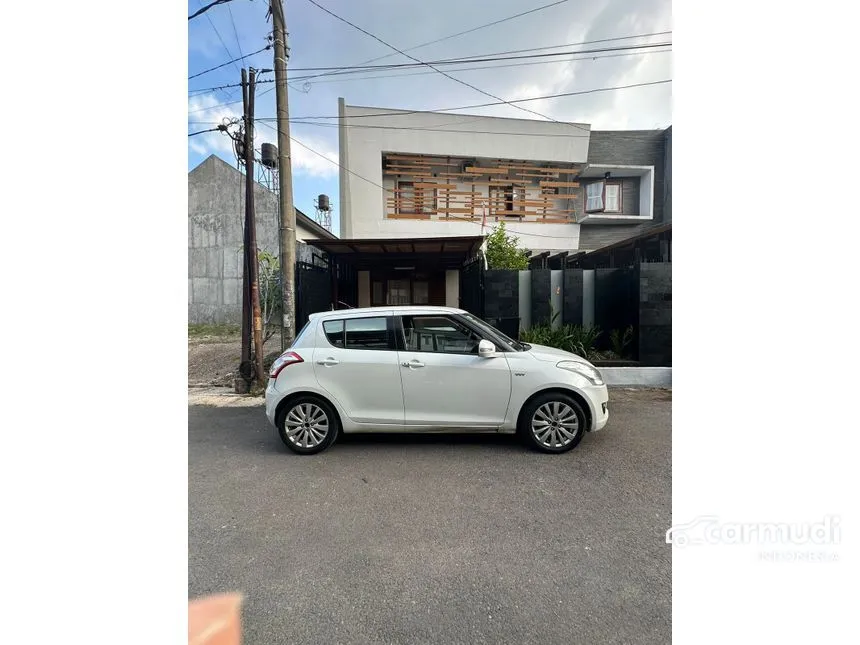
[265,381,279,426]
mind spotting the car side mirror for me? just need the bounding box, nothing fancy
[478,339,497,358]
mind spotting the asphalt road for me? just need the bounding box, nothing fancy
[189,390,671,644]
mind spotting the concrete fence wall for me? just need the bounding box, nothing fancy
[478,263,671,366]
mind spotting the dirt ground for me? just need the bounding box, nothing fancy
[188,333,281,387]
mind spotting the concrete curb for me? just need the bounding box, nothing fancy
[598,367,671,388]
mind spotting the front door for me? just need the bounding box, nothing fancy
[312,315,404,426]
[396,314,512,428]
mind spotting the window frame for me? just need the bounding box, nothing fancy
[396,314,486,356]
[321,315,397,351]
[585,180,622,214]
[396,180,436,215]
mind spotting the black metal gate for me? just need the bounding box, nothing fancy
[295,261,332,331]
[460,257,484,317]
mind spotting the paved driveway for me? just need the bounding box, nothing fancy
[189,390,671,644]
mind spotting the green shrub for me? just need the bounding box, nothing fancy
[520,322,602,358]
[610,325,635,359]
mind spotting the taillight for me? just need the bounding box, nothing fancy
[269,351,304,379]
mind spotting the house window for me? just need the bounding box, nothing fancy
[604,184,621,212]
[585,181,622,213]
[397,181,435,215]
[491,185,525,216]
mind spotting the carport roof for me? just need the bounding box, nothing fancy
[305,235,484,258]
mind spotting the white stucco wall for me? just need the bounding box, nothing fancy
[339,102,590,252]
[445,270,459,307]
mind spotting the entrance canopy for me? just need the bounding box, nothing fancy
[305,235,484,270]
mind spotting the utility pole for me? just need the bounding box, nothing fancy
[270,0,297,351]
[245,68,265,385]
[237,69,253,392]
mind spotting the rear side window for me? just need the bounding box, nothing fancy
[322,317,392,350]
[345,317,390,350]
[322,320,344,347]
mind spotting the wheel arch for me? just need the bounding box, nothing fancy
[274,391,344,431]
[516,387,594,433]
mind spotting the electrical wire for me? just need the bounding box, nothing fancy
[260,79,673,121]
[189,44,272,80]
[188,127,223,137]
[196,0,241,99]
[189,0,235,21]
[305,0,623,129]
[288,48,672,87]
[189,42,672,93]
[300,0,573,82]
[226,3,245,69]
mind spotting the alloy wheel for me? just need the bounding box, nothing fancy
[284,402,330,449]
[531,401,580,449]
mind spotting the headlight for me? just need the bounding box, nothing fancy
[557,360,604,386]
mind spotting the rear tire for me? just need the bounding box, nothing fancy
[276,396,339,455]
[519,393,586,454]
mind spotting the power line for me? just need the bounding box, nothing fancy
[188,77,671,121]
[301,0,572,83]
[305,0,602,127]
[196,0,241,99]
[289,48,672,87]
[261,79,673,121]
[188,127,223,137]
[226,3,245,68]
[188,44,272,80]
[189,42,671,93]
[189,0,235,21]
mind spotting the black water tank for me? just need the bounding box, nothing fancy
[261,143,278,169]
[318,194,330,211]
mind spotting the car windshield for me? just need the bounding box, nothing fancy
[461,313,526,352]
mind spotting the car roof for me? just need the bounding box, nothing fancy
[309,305,467,321]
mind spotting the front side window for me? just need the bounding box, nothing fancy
[401,315,482,354]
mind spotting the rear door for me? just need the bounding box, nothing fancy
[396,314,512,428]
[312,314,404,427]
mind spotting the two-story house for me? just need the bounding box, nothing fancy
[304,99,670,310]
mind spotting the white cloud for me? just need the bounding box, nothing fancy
[188,93,339,178]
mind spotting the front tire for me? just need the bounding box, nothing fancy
[519,393,586,454]
[276,396,339,455]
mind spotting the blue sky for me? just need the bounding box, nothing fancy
[188,0,672,235]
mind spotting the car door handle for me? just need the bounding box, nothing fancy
[317,358,339,367]
[401,360,425,368]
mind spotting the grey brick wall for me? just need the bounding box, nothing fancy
[581,129,668,252]
[530,269,551,325]
[562,269,584,326]
[484,270,519,335]
[639,262,671,366]
[578,225,648,252]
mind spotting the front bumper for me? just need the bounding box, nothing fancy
[587,384,610,431]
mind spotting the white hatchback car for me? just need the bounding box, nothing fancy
[265,306,609,455]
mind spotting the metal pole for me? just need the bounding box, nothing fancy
[246,69,265,385]
[271,0,297,351]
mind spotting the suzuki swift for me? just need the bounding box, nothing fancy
[265,306,609,454]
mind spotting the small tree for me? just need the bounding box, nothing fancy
[257,250,281,344]
[484,221,530,270]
